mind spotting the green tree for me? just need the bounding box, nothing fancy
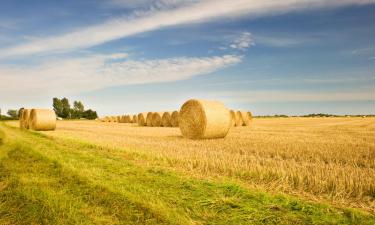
[53,98,63,117]
[7,109,18,119]
[73,101,84,112]
[83,109,98,120]
[61,97,71,118]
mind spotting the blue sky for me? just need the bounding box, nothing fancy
[1,0,375,116]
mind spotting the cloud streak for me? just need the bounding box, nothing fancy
[0,54,241,97]
[2,0,375,58]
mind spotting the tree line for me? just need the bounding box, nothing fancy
[53,97,98,120]
[0,98,98,120]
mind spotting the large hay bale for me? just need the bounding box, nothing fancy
[146,112,154,127]
[162,112,173,127]
[170,111,179,127]
[239,111,252,126]
[152,112,164,127]
[137,113,147,126]
[22,109,31,129]
[179,99,231,139]
[29,109,56,131]
[132,115,138,124]
[234,111,243,126]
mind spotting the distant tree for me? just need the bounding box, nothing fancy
[83,109,98,120]
[7,109,18,119]
[73,101,84,112]
[61,97,71,118]
[53,98,63,117]
[71,101,84,119]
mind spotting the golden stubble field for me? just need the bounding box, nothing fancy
[8,117,375,212]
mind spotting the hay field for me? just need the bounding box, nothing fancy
[15,117,374,212]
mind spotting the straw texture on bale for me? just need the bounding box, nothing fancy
[132,115,138,124]
[29,109,56,131]
[162,112,172,127]
[152,112,165,127]
[170,111,179,127]
[179,99,231,139]
[234,111,243,126]
[124,115,131,123]
[22,109,31,129]
[137,113,148,126]
[19,109,24,128]
[239,111,252,126]
[146,112,154,127]
[230,110,236,127]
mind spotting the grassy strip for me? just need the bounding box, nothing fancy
[0,123,374,224]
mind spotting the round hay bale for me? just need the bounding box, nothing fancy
[239,111,252,126]
[170,111,179,127]
[124,115,131,123]
[146,112,154,127]
[22,109,31,129]
[19,108,24,128]
[229,110,236,127]
[162,112,173,127]
[234,111,243,126]
[137,113,147,126]
[132,115,138,124]
[152,112,164,127]
[179,99,231,139]
[29,109,56,131]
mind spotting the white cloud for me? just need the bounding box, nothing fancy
[0,54,241,97]
[2,0,375,58]
[254,35,316,47]
[230,32,253,50]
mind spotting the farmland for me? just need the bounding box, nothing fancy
[1,117,375,224]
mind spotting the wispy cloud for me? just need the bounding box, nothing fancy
[254,35,316,47]
[230,32,254,50]
[0,53,241,97]
[2,0,374,58]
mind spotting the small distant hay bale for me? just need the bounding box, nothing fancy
[137,113,148,126]
[146,112,154,127]
[229,110,236,127]
[239,111,252,126]
[162,112,173,127]
[179,99,231,139]
[132,115,138,124]
[29,109,56,131]
[152,112,164,127]
[22,109,31,129]
[124,115,131,123]
[19,108,24,128]
[170,111,179,127]
[234,111,243,126]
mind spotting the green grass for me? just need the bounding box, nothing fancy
[0,123,374,224]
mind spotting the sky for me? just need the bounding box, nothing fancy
[0,0,375,116]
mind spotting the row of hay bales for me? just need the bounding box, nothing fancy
[100,114,138,123]
[19,109,56,131]
[137,111,179,127]
[98,99,252,139]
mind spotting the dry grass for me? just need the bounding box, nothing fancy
[9,117,375,212]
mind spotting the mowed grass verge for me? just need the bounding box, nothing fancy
[0,123,374,224]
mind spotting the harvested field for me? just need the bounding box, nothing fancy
[6,117,373,212]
